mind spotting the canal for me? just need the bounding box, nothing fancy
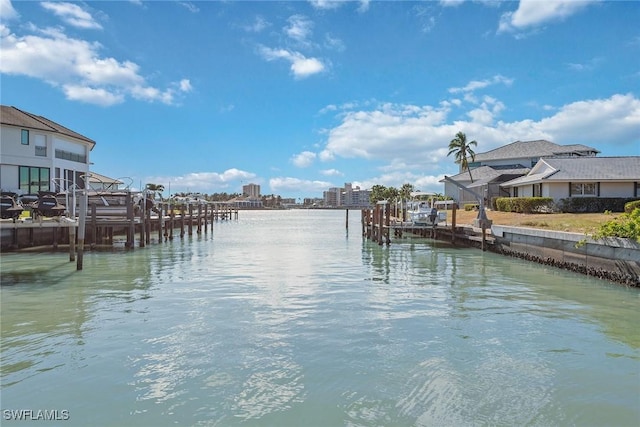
[1,210,638,426]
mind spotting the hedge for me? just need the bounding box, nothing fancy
[557,197,637,213]
[495,197,554,213]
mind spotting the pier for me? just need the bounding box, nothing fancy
[361,201,494,250]
[0,194,239,254]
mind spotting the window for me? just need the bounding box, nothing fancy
[533,183,542,197]
[21,129,29,145]
[570,183,596,196]
[513,187,519,197]
[19,166,50,194]
[35,146,47,156]
[55,149,87,163]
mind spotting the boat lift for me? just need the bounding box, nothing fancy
[443,176,492,230]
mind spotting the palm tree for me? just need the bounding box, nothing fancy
[399,183,414,221]
[447,131,478,183]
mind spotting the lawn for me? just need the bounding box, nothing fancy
[449,209,619,235]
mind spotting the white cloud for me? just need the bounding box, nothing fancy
[146,169,256,193]
[63,84,124,106]
[308,0,348,10]
[320,169,343,177]
[0,0,18,22]
[0,24,191,106]
[499,0,598,33]
[324,33,345,52]
[439,0,465,7]
[448,75,514,94]
[319,94,640,176]
[41,2,103,30]
[270,177,333,193]
[258,46,326,79]
[285,15,313,44]
[243,15,270,33]
[178,2,199,13]
[291,151,317,168]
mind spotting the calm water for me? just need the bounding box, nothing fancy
[1,210,638,426]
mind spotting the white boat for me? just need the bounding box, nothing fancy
[407,192,447,226]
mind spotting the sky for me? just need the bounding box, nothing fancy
[1,0,639,199]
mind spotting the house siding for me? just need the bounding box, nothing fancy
[599,182,635,198]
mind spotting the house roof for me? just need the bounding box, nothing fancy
[441,165,529,184]
[1,105,96,148]
[501,156,640,187]
[473,139,599,162]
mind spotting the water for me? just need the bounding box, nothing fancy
[1,210,638,426]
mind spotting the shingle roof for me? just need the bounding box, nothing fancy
[442,165,529,183]
[0,105,96,148]
[542,156,640,181]
[474,139,599,162]
[501,157,640,186]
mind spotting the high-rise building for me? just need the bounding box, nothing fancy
[242,183,260,198]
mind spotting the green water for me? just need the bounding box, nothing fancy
[1,210,639,426]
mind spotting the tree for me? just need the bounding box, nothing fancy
[369,185,388,204]
[447,131,478,183]
[399,183,415,221]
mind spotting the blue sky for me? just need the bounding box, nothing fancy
[1,0,638,199]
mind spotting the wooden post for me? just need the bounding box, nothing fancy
[451,203,457,244]
[180,205,185,238]
[188,204,193,235]
[346,209,349,230]
[90,203,97,249]
[203,204,208,234]
[197,204,202,234]
[385,203,391,245]
[158,203,163,242]
[378,205,384,246]
[169,207,174,240]
[77,191,87,270]
[145,208,151,245]
[140,197,146,248]
[126,192,135,249]
[69,219,76,261]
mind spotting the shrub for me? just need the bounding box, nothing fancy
[464,203,478,211]
[624,200,640,214]
[495,197,554,214]
[557,197,635,213]
[592,208,640,242]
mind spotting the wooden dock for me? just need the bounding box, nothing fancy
[361,202,494,250]
[0,198,239,252]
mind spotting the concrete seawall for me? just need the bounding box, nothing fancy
[490,225,640,287]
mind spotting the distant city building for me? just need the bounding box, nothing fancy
[323,187,342,207]
[341,183,371,208]
[242,183,260,198]
[321,183,371,208]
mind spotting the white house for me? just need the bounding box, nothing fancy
[500,156,640,201]
[0,105,96,195]
[442,139,600,204]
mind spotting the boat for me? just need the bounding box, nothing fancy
[31,191,66,217]
[0,192,24,219]
[407,192,448,226]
